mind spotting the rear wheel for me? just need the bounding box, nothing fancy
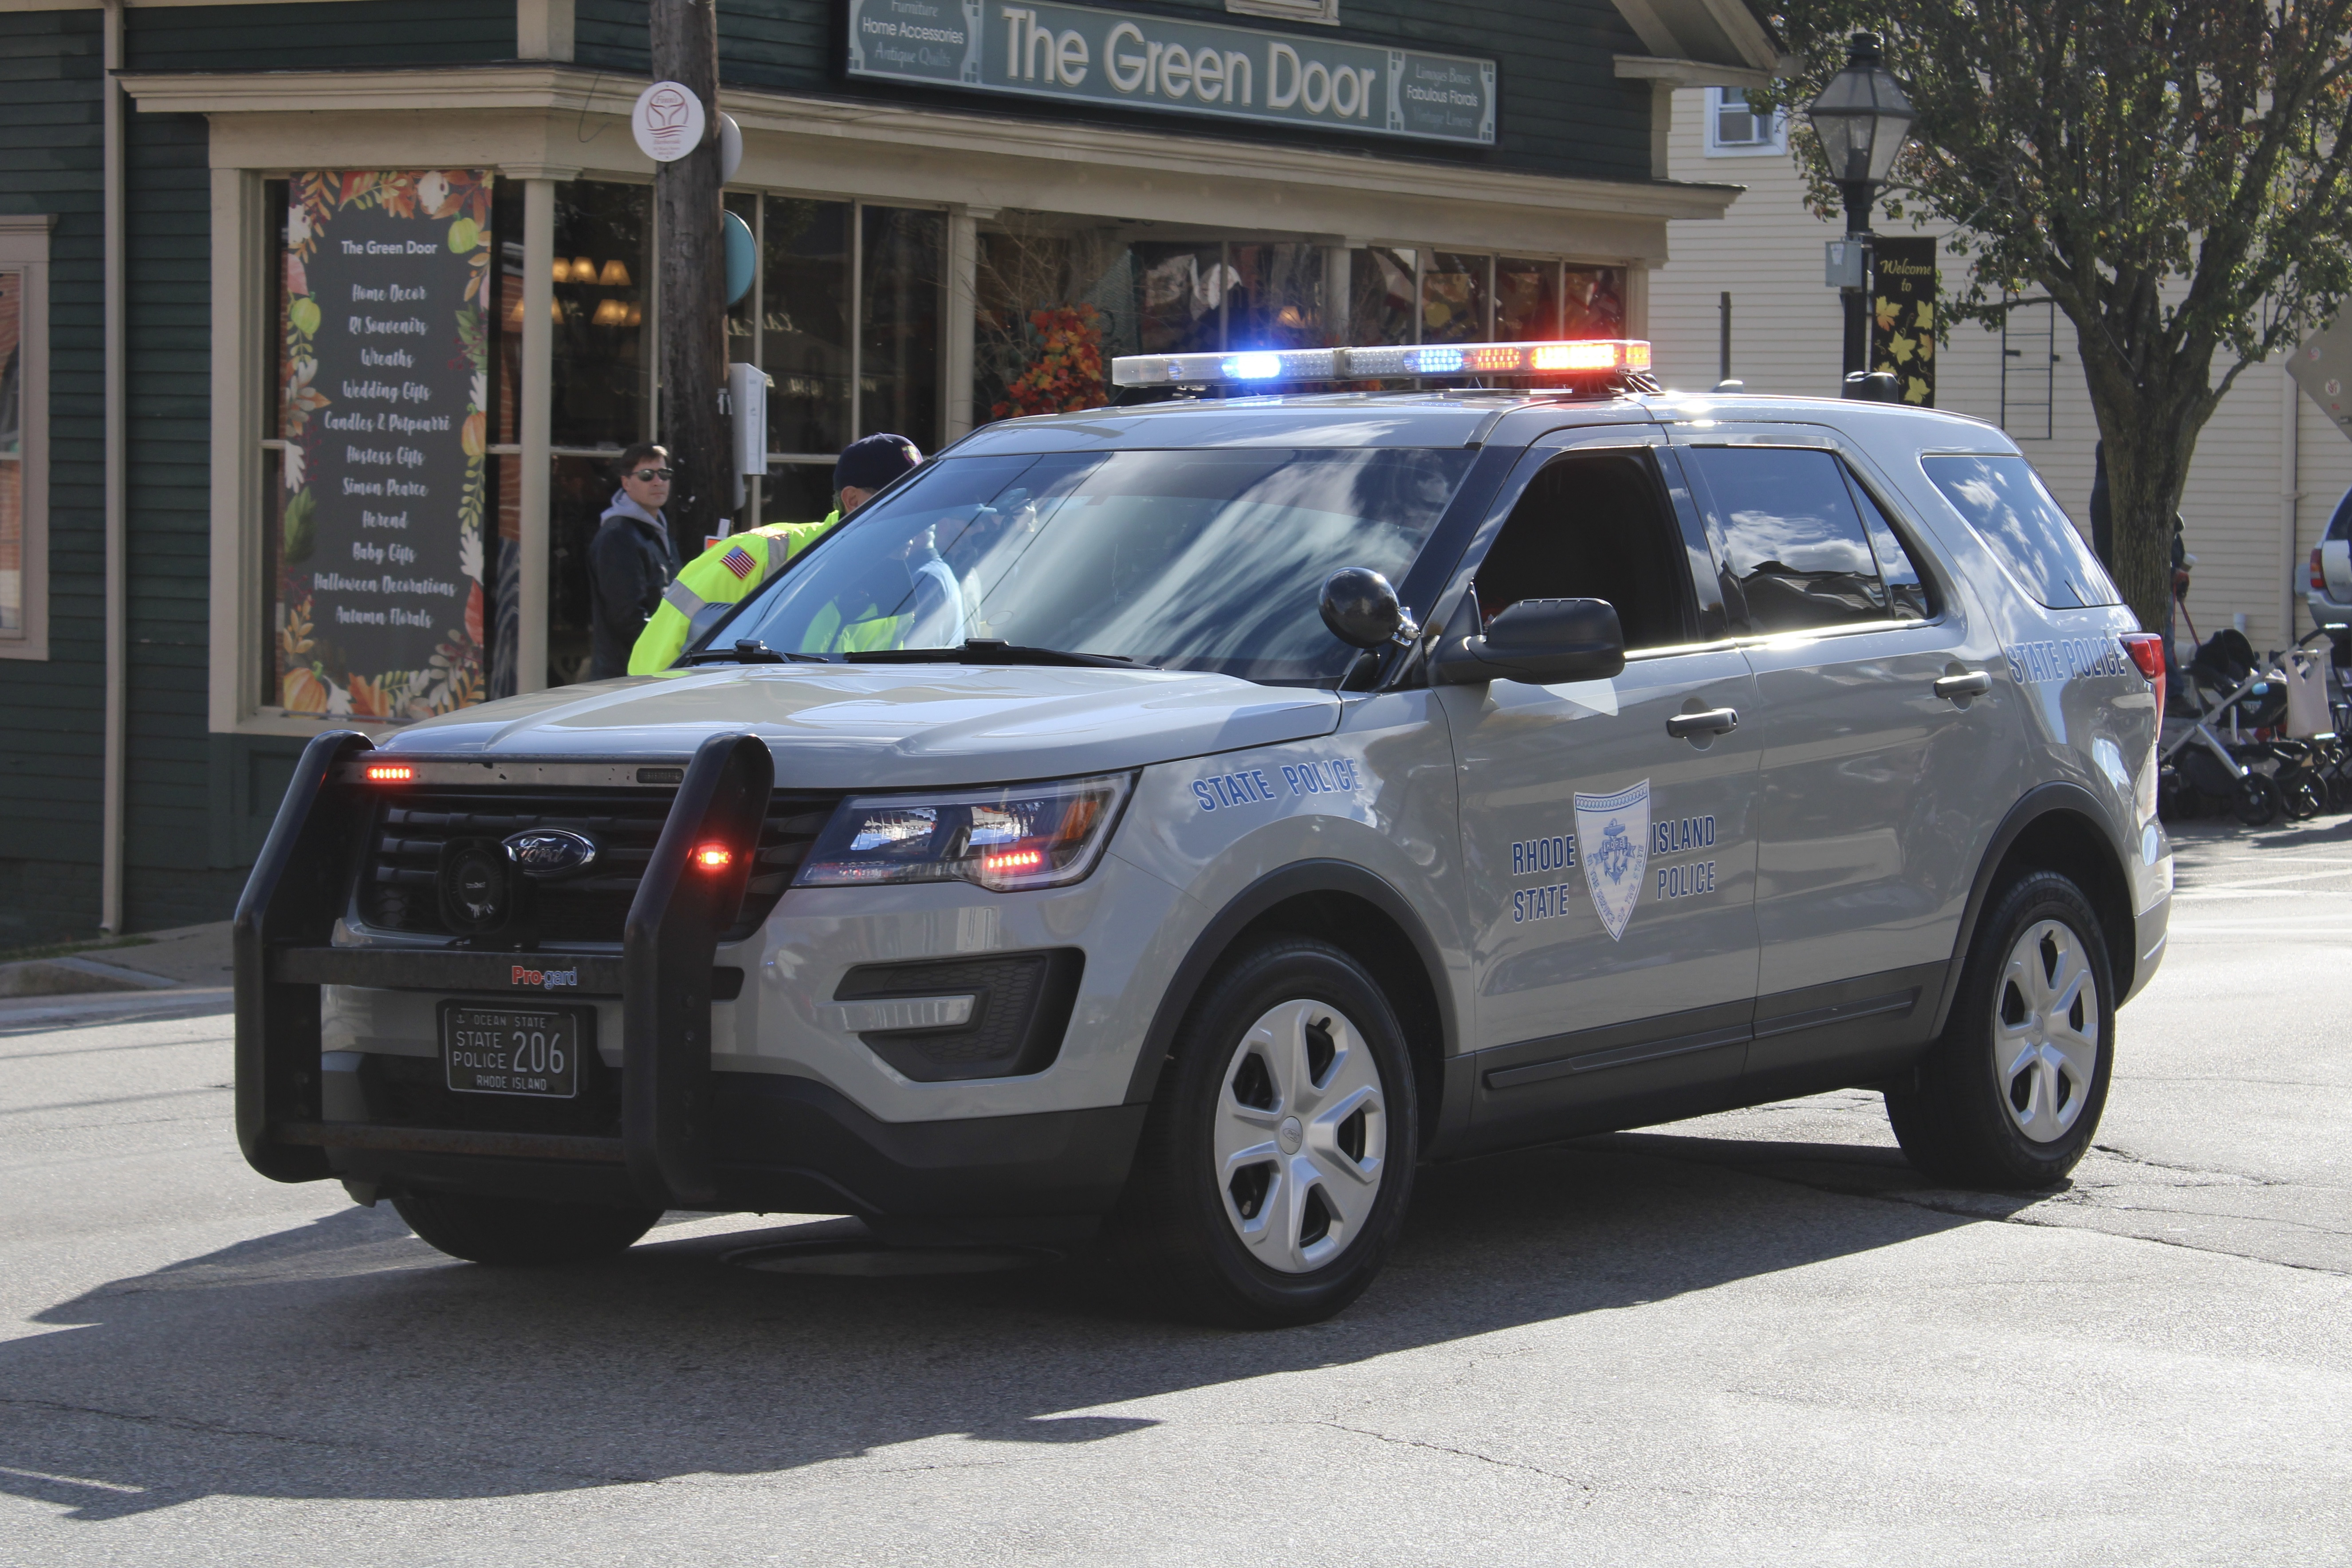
[1113,936,1417,1327]
[1886,871,2115,1189]
[392,1190,663,1265]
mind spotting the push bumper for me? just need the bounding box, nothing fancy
[233,731,1141,1218]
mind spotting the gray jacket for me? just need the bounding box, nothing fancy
[587,492,680,679]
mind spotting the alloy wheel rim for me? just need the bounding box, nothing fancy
[1991,918,2100,1145]
[1213,998,1387,1273]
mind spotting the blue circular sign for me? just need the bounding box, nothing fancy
[724,210,755,307]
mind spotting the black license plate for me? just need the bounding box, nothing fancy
[439,1002,590,1099]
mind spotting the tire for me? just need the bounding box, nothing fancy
[392,1190,663,1265]
[2277,764,2328,822]
[1886,871,2115,1189]
[2234,771,2281,826]
[1112,936,1418,1328]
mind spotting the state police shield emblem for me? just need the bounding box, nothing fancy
[1573,779,1650,942]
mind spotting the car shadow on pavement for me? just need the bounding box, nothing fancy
[1,1136,1978,1520]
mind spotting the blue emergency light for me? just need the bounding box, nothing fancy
[1112,338,1653,388]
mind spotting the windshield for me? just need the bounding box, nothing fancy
[706,447,1477,684]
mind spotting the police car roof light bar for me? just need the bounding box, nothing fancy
[1109,338,1653,388]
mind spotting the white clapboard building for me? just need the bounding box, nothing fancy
[1648,86,2352,657]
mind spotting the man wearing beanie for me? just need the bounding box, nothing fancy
[627,432,921,675]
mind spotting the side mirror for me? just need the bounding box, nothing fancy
[1320,567,1417,649]
[1436,597,1626,685]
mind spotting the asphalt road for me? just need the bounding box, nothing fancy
[3,821,2347,1566]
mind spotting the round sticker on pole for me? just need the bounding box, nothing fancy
[632,81,708,163]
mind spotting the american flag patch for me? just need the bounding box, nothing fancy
[720,546,756,581]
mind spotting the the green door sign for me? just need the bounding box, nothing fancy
[848,0,1497,147]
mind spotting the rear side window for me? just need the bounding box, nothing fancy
[1922,454,2120,608]
[1683,446,1915,633]
[1848,475,1934,621]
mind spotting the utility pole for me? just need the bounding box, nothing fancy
[652,0,725,551]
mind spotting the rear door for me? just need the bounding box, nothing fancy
[1438,428,1762,1145]
[1672,429,2014,1096]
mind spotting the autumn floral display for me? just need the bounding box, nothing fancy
[275,169,492,720]
[991,304,1109,420]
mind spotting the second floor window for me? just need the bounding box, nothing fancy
[1707,88,1786,156]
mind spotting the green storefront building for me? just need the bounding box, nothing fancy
[0,0,1773,943]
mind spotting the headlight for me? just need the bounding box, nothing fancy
[795,773,1133,892]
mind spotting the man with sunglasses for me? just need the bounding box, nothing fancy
[588,443,683,680]
[627,432,921,674]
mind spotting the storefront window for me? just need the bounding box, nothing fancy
[1134,241,1229,357]
[861,206,944,452]
[749,196,946,523]
[1564,266,1627,338]
[976,217,1125,421]
[549,181,649,450]
[1227,243,1327,350]
[1348,247,1417,346]
[547,452,622,686]
[1496,257,1559,340]
[761,197,851,463]
[1422,252,1491,343]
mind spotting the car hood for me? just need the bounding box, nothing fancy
[382,664,1342,788]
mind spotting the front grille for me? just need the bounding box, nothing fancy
[358,785,842,944]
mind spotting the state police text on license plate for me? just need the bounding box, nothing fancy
[438,1003,586,1099]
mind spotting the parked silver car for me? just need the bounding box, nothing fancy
[2308,483,2352,637]
[236,342,2173,1326]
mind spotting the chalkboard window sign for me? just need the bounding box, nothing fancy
[275,169,494,719]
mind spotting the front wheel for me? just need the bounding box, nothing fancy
[1886,871,2115,1189]
[2234,771,2281,826]
[2276,763,2327,822]
[1113,936,1418,1328]
[392,1190,663,1265]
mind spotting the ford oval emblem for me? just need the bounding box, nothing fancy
[503,828,598,879]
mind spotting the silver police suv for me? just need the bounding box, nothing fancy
[236,340,2172,1327]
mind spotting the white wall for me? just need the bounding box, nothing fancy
[1648,88,2352,656]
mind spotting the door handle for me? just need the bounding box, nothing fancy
[1666,707,1739,739]
[1934,671,1993,701]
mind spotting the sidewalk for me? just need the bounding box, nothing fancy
[0,921,233,998]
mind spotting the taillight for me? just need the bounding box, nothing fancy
[2314,547,2328,591]
[362,762,416,783]
[2120,632,2166,716]
[692,843,734,871]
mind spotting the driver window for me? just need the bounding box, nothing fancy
[1473,451,1691,649]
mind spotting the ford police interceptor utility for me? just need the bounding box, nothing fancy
[234,338,2172,1327]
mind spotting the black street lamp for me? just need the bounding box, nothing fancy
[1806,33,1915,387]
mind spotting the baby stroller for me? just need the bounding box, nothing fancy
[2159,624,2339,824]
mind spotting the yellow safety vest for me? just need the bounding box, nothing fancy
[627,512,842,675]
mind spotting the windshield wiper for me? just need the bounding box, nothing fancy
[679,639,829,666]
[846,639,1147,670]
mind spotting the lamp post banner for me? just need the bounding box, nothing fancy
[1869,236,1938,406]
[847,0,1496,146]
[275,171,494,719]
